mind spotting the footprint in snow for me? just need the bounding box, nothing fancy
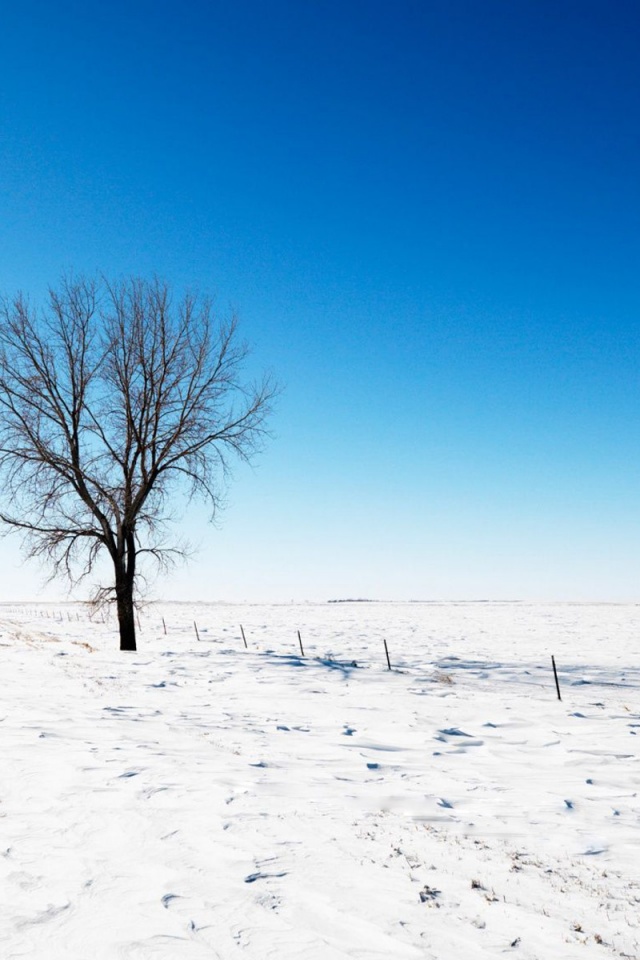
[244,871,287,883]
[419,885,440,903]
[434,728,484,750]
[161,893,181,908]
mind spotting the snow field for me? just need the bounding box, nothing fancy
[1,601,639,959]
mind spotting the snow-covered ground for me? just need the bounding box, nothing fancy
[1,600,639,959]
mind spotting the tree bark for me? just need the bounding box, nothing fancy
[116,577,137,651]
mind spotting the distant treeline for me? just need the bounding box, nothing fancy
[327,599,380,604]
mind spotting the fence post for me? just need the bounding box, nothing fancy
[383,638,391,670]
[551,655,562,701]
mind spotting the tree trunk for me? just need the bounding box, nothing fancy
[116,578,136,651]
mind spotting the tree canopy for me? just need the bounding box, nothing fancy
[0,275,276,649]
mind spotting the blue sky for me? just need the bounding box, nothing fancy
[0,0,638,601]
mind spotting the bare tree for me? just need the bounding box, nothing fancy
[0,276,275,651]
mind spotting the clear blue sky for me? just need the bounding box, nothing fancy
[0,0,638,601]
